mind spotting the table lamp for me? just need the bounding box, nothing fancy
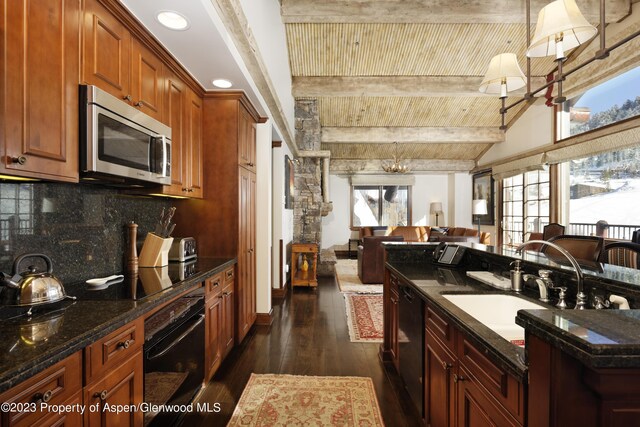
[430,202,443,227]
[472,199,488,237]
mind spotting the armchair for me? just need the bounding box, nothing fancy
[357,235,404,284]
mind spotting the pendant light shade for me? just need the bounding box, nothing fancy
[479,53,527,97]
[527,0,597,59]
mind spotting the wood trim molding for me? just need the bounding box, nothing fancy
[272,280,289,299]
[255,309,274,326]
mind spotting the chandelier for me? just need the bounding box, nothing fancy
[479,0,639,128]
[382,142,410,173]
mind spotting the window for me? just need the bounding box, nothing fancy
[502,170,550,247]
[351,185,411,227]
[562,66,640,138]
[561,145,640,239]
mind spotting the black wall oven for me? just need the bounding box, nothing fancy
[143,287,205,426]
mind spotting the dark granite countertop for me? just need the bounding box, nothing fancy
[385,261,532,381]
[385,242,640,372]
[0,257,235,393]
[516,309,640,368]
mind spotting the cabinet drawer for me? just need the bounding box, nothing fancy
[291,244,317,253]
[0,351,82,427]
[205,273,223,300]
[458,335,524,423]
[85,318,143,383]
[224,267,235,285]
[31,392,83,427]
[425,304,456,352]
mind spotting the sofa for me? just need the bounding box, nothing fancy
[357,235,404,283]
[359,225,490,245]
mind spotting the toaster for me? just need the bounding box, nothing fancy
[168,237,197,262]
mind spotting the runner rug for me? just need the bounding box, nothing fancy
[227,374,385,426]
[335,259,383,294]
[344,293,384,343]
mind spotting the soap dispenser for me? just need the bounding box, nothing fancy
[510,260,523,292]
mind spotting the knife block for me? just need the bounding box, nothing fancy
[139,233,173,267]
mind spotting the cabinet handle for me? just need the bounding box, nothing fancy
[117,339,132,350]
[123,94,132,102]
[182,187,188,192]
[223,291,232,296]
[453,374,465,383]
[442,361,451,370]
[212,280,220,288]
[188,188,194,192]
[134,101,143,107]
[33,389,53,403]
[226,270,233,278]
[10,156,27,165]
[247,162,254,167]
[94,390,108,401]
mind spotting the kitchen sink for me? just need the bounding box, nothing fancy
[442,294,547,345]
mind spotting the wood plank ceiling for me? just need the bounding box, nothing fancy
[281,0,630,173]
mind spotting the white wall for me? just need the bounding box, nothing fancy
[271,143,294,289]
[256,122,272,315]
[322,173,467,249]
[448,173,473,229]
[478,99,554,167]
[239,0,295,142]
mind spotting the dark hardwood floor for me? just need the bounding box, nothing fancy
[181,274,422,426]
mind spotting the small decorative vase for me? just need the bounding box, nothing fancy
[301,255,309,272]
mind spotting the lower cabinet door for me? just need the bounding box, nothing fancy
[456,366,520,427]
[84,351,143,427]
[424,331,456,427]
[205,295,222,381]
[221,285,234,357]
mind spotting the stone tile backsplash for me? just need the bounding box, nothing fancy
[0,182,171,283]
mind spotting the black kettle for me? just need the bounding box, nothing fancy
[0,254,74,307]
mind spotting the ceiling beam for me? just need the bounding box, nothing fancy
[330,159,476,173]
[322,127,505,144]
[281,0,630,24]
[293,76,547,98]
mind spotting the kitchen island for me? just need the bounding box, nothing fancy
[382,242,640,427]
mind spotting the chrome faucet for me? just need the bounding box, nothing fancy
[523,269,553,303]
[515,240,587,310]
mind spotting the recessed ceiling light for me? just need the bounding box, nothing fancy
[156,11,189,31]
[212,79,233,89]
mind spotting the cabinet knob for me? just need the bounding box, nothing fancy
[188,188,194,192]
[134,101,143,107]
[10,156,27,165]
[453,374,465,383]
[223,291,232,296]
[117,339,132,350]
[94,390,108,401]
[226,271,233,278]
[442,361,451,370]
[182,187,188,192]
[123,94,132,102]
[213,281,220,287]
[33,389,53,403]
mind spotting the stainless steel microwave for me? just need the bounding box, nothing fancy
[80,85,171,186]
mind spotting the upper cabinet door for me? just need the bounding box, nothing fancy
[1,0,80,182]
[186,88,203,198]
[130,37,163,122]
[82,0,131,101]
[238,106,256,173]
[162,70,187,196]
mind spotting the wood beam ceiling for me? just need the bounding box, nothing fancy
[281,0,630,24]
[330,159,476,173]
[293,76,548,98]
[322,127,504,144]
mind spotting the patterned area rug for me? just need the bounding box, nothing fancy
[335,259,383,293]
[344,293,383,343]
[227,374,384,426]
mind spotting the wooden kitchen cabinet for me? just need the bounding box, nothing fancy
[185,88,204,198]
[173,92,264,345]
[221,280,235,358]
[0,0,80,182]
[238,105,257,173]
[381,270,400,369]
[84,351,143,427]
[424,329,456,427]
[290,243,319,288]
[83,0,164,119]
[205,274,223,381]
[0,351,82,427]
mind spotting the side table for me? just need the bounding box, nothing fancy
[291,242,318,288]
[348,238,361,259]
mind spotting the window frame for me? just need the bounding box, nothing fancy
[349,184,412,229]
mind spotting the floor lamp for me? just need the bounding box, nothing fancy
[430,202,443,227]
[472,199,488,237]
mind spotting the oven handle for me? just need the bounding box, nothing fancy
[147,314,205,361]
